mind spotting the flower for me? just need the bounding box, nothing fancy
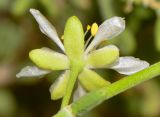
[16,9,149,101]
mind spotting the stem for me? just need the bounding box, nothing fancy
[61,60,82,108]
[71,61,160,116]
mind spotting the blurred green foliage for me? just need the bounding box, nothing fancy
[0,0,160,117]
[0,20,24,61]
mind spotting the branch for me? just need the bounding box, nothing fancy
[53,61,160,117]
[71,61,160,116]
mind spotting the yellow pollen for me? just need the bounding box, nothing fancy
[61,35,64,40]
[91,23,98,36]
[87,25,91,30]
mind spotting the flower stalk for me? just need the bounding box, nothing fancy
[53,61,160,117]
[70,61,160,116]
[61,59,84,108]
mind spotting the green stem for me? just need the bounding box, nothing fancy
[61,60,82,108]
[71,61,160,116]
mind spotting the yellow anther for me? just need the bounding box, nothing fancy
[61,35,64,40]
[87,25,91,30]
[91,23,98,36]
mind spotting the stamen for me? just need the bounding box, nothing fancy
[84,25,91,37]
[84,35,93,49]
[61,35,64,40]
[87,25,91,30]
[91,23,98,36]
[84,23,98,49]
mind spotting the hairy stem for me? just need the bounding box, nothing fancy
[71,61,160,116]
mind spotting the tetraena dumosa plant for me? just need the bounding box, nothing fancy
[16,9,149,117]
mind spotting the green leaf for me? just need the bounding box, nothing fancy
[78,68,110,91]
[29,48,69,70]
[85,45,119,68]
[63,16,84,59]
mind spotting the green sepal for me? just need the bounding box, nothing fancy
[86,45,119,68]
[63,16,84,59]
[78,68,111,91]
[50,70,70,100]
[29,48,69,70]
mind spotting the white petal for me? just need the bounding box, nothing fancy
[30,9,65,52]
[85,17,125,54]
[109,57,149,75]
[73,83,87,102]
[16,66,51,78]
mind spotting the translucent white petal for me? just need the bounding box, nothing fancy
[73,83,87,102]
[109,57,149,75]
[16,66,50,78]
[85,17,125,54]
[30,9,65,52]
